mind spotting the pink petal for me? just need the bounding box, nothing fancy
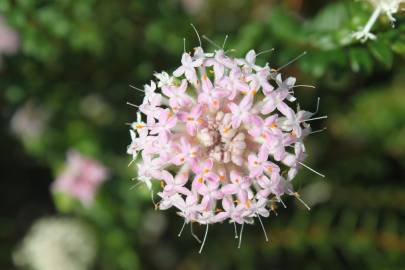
[173,66,185,77]
[221,184,238,195]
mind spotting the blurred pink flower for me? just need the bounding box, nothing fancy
[0,15,19,62]
[180,0,205,15]
[52,150,108,206]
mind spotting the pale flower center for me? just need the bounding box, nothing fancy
[197,110,247,166]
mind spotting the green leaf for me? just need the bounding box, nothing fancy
[349,48,373,74]
[391,40,405,56]
[368,40,393,69]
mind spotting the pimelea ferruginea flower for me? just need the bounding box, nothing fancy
[353,0,405,42]
[127,30,326,253]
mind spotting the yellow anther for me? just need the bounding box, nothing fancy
[203,168,209,174]
[269,123,277,128]
[219,175,225,181]
[160,181,165,188]
[245,200,251,209]
[135,124,144,129]
[202,74,208,80]
[197,177,203,183]
[223,127,231,133]
[267,166,273,173]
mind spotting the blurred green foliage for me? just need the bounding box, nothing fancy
[1,0,404,269]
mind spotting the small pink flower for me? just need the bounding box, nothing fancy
[161,170,191,196]
[191,159,218,190]
[198,181,223,210]
[214,196,245,224]
[178,105,203,136]
[248,146,279,178]
[150,109,177,137]
[172,137,199,166]
[221,170,252,204]
[198,75,228,110]
[205,49,234,80]
[172,193,201,222]
[173,52,203,84]
[228,95,253,129]
[162,79,192,109]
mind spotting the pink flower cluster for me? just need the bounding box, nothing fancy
[52,150,109,206]
[128,44,325,250]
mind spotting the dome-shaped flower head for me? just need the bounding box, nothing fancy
[127,39,326,252]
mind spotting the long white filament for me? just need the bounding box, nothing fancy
[300,115,328,123]
[222,34,228,49]
[126,102,139,108]
[277,51,307,71]
[178,220,187,237]
[278,197,287,208]
[309,127,327,135]
[295,194,311,211]
[127,158,135,167]
[237,223,245,249]
[198,224,209,254]
[233,222,238,239]
[293,84,315,89]
[202,35,221,49]
[129,181,142,190]
[190,222,202,243]
[190,24,202,47]
[129,84,144,92]
[298,162,325,178]
[256,48,275,57]
[362,6,381,38]
[257,215,269,242]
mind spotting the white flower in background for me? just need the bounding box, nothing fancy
[10,102,48,141]
[0,15,19,65]
[353,0,405,42]
[13,217,96,270]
